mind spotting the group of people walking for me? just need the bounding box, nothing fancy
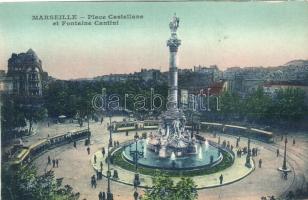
[47,155,59,168]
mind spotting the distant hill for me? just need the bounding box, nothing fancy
[284,59,308,66]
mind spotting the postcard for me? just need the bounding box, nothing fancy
[1,1,307,200]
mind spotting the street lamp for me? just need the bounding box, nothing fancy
[130,135,144,188]
[278,137,291,172]
[282,138,287,170]
[87,106,91,143]
[245,138,251,168]
[108,114,113,148]
[106,115,113,200]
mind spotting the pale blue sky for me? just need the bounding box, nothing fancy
[0,1,307,79]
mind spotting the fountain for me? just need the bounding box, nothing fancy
[170,152,176,161]
[198,146,203,160]
[205,140,209,150]
[121,14,226,171]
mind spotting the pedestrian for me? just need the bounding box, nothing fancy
[100,161,103,171]
[91,177,94,188]
[94,179,97,188]
[48,155,51,165]
[102,147,105,157]
[52,159,55,168]
[276,149,279,157]
[96,170,100,180]
[133,190,139,200]
[99,191,103,200]
[91,175,96,188]
[102,192,106,200]
[293,138,295,145]
[259,158,262,168]
[117,141,120,147]
[219,174,223,184]
[126,131,128,136]
[100,117,104,124]
[94,155,97,164]
[87,147,90,155]
[56,159,59,168]
[74,141,77,148]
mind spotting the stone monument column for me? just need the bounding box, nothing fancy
[167,14,181,110]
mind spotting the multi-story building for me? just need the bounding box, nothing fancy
[223,60,308,95]
[137,68,161,82]
[263,81,308,105]
[6,49,48,97]
[193,65,221,82]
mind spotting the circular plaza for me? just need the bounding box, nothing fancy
[23,115,308,200]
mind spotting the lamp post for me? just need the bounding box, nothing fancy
[278,137,291,172]
[245,138,251,168]
[282,138,287,170]
[87,106,91,143]
[106,115,113,200]
[130,135,144,188]
[108,114,113,148]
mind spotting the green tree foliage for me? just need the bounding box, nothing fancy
[1,95,47,138]
[220,91,242,119]
[1,95,26,138]
[1,164,79,200]
[45,80,168,118]
[142,173,197,200]
[174,177,198,200]
[270,88,307,122]
[22,105,48,134]
[217,87,307,124]
[244,88,272,122]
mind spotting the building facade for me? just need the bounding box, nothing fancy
[6,49,48,97]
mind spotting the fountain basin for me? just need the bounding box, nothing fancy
[122,139,223,170]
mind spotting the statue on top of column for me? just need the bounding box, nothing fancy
[169,13,180,34]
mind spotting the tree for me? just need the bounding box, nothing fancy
[175,177,198,200]
[270,88,307,123]
[22,105,48,135]
[1,95,26,139]
[244,87,272,122]
[142,173,197,200]
[220,91,242,120]
[1,164,79,200]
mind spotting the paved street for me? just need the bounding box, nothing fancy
[30,117,308,200]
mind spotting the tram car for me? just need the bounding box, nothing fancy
[114,121,137,131]
[10,129,90,167]
[142,120,159,130]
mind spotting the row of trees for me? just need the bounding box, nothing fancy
[206,87,308,126]
[45,79,168,118]
[2,79,307,139]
